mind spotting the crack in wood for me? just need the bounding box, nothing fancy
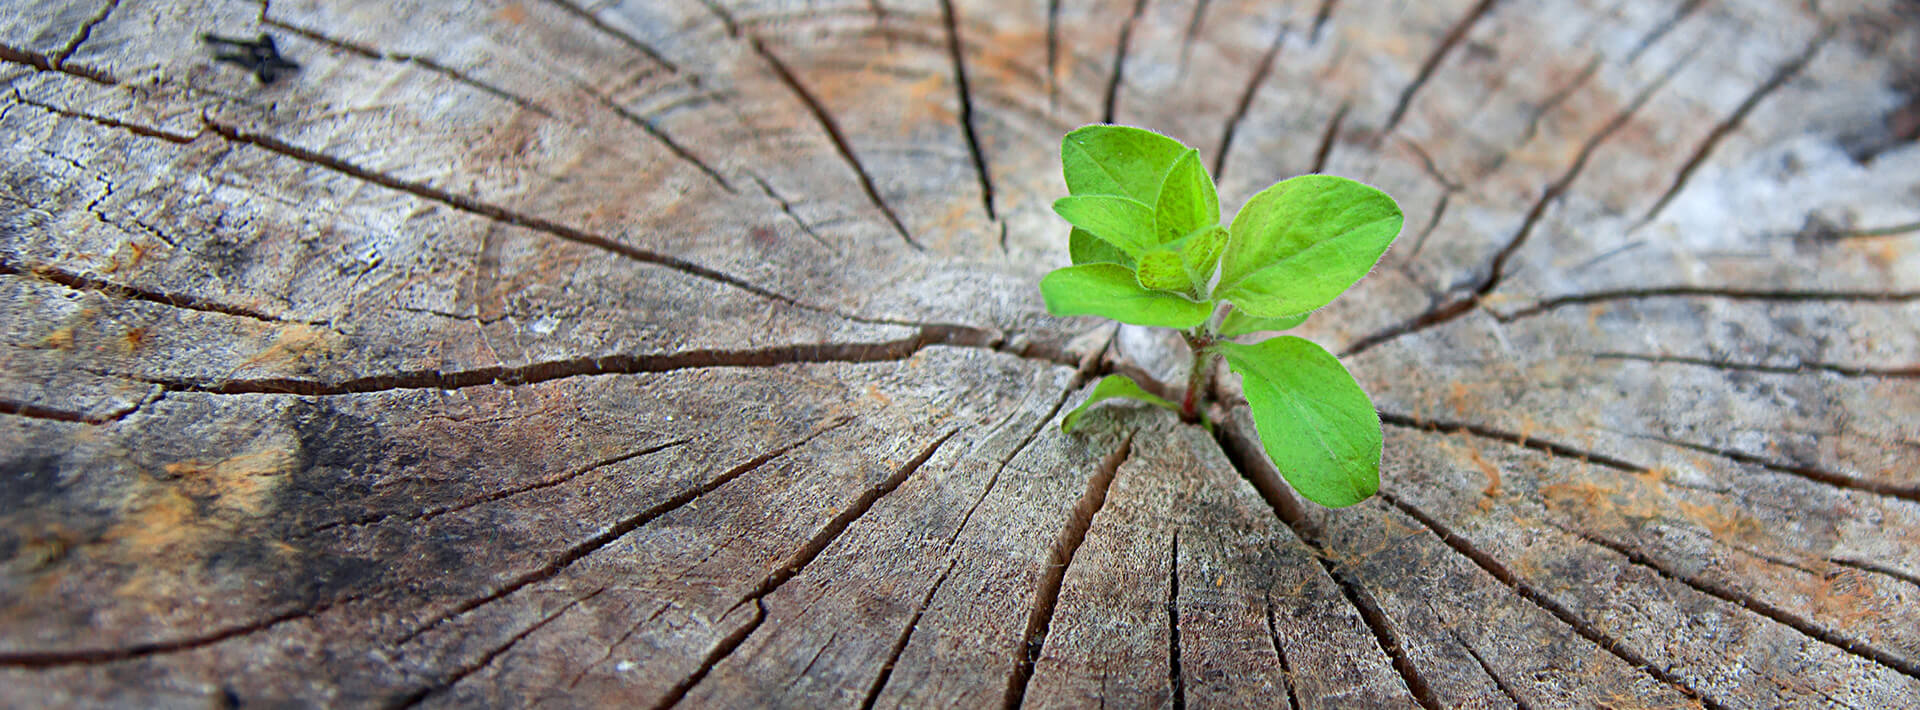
[1309,101,1348,175]
[53,0,120,67]
[303,439,692,537]
[0,595,359,668]
[1497,285,1920,322]
[1379,411,1647,473]
[1381,0,1497,136]
[0,256,319,325]
[8,90,199,143]
[657,430,958,709]
[1210,419,1438,708]
[747,172,832,249]
[752,39,922,252]
[1376,492,1730,710]
[1101,0,1150,124]
[1002,434,1132,710]
[1634,27,1830,228]
[258,15,555,118]
[694,0,740,37]
[1166,531,1185,710]
[396,418,852,647]
[123,325,997,396]
[1545,519,1920,681]
[1261,591,1301,710]
[861,558,957,710]
[1635,432,1920,505]
[1309,0,1338,44]
[0,39,116,84]
[1046,0,1061,112]
[0,398,137,426]
[1178,0,1211,73]
[1345,51,1688,358]
[1828,558,1920,590]
[1593,351,1920,380]
[583,87,735,192]
[390,587,605,709]
[1624,0,1702,64]
[939,0,995,221]
[1212,22,1287,181]
[1444,624,1532,710]
[535,0,677,72]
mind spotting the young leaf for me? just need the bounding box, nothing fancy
[1154,149,1219,244]
[1220,337,1381,507]
[1180,224,1227,291]
[1219,309,1309,336]
[1040,263,1212,328]
[1054,195,1159,257]
[1134,251,1193,294]
[1061,374,1179,432]
[1216,175,1403,318]
[1069,227,1132,266]
[1061,124,1188,203]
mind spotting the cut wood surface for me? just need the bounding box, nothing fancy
[2,0,1917,707]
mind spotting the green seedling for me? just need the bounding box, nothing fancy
[1042,124,1403,508]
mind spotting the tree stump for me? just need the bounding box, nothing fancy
[3,0,1917,706]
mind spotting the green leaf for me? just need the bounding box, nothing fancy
[1061,124,1189,203]
[1135,251,1193,293]
[1154,149,1219,244]
[1040,263,1212,329]
[1180,224,1227,291]
[1220,337,1381,508]
[1069,227,1133,266]
[1217,175,1403,318]
[1060,374,1179,432]
[1054,195,1159,257]
[1219,309,1309,336]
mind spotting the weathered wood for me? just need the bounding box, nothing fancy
[3,0,1917,707]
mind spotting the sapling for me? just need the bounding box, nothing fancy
[1042,125,1402,508]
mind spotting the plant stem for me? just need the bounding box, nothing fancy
[1181,332,1217,423]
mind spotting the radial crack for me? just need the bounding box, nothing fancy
[584,87,734,192]
[1635,27,1829,228]
[1381,0,1497,135]
[655,431,958,708]
[860,559,958,710]
[1496,286,1920,321]
[1549,520,1920,681]
[1448,625,1533,710]
[397,418,852,646]
[1101,0,1149,124]
[1213,23,1287,180]
[392,588,605,708]
[0,595,357,668]
[748,173,832,248]
[8,91,198,143]
[261,19,554,118]
[1592,351,1919,380]
[1380,411,1647,473]
[1002,435,1132,710]
[1309,101,1348,174]
[1636,433,1920,504]
[53,0,120,66]
[1262,592,1301,710]
[1167,532,1185,710]
[0,39,116,84]
[1624,0,1702,64]
[1,257,317,325]
[753,40,921,251]
[536,0,677,71]
[1376,492,1729,710]
[1309,0,1338,43]
[940,0,996,221]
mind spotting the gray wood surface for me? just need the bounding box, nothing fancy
[2,0,1916,707]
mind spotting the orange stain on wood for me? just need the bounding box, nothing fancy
[494,3,528,25]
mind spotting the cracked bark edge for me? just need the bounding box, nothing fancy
[653,430,959,709]
[939,0,995,221]
[395,417,853,647]
[1212,22,1287,181]
[1001,434,1132,710]
[1376,492,1731,710]
[0,595,360,668]
[1380,0,1498,136]
[1100,0,1149,125]
[752,39,922,252]
[1634,26,1830,228]
[1545,519,1920,681]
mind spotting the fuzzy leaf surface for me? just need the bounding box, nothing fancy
[1217,175,1403,317]
[1221,336,1381,507]
[1060,374,1179,432]
[1039,263,1211,328]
